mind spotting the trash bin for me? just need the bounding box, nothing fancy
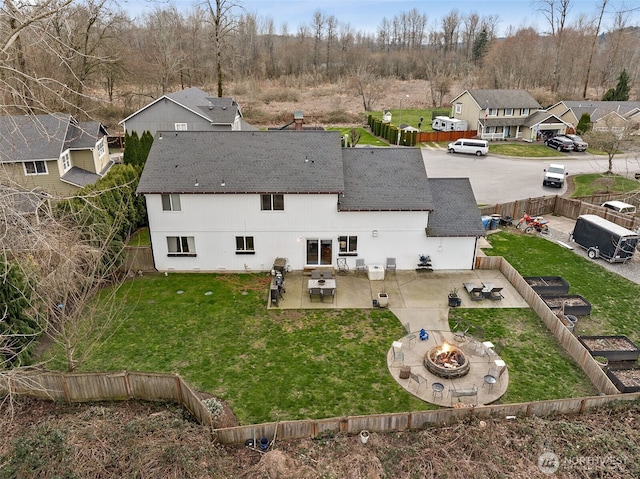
[490,214,502,230]
[481,215,491,230]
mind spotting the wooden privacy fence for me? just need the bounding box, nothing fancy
[211,393,640,444]
[480,194,640,231]
[416,130,478,143]
[0,371,213,427]
[475,255,619,395]
[366,115,477,146]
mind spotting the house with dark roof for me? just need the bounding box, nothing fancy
[450,89,569,141]
[0,113,113,196]
[546,100,640,137]
[137,131,485,272]
[119,87,257,137]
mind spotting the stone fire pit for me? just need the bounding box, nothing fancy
[424,343,470,379]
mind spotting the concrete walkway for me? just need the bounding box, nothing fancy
[270,269,527,406]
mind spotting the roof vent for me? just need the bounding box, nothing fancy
[208,101,213,110]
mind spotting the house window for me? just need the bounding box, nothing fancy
[455,103,462,114]
[338,235,358,255]
[261,194,284,211]
[236,236,255,254]
[488,109,498,116]
[175,123,188,131]
[504,108,513,116]
[97,139,105,157]
[61,152,71,171]
[161,193,181,211]
[521,108,530,116]
[24,161,47,175]
[306,239,332,265]
[167,236,196,256]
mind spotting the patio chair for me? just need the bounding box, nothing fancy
[322,288,335,303]
[488,363,507,384]
[311,270,321,279]
[391,349,404,367]
[409,372,426,393]
[385,257,396,272]
[322,270,333,279]
[355,258,366,273]
[337,258,349,275]
[403,322,417,348]
[309,287,322,301]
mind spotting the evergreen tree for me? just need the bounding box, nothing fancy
[123,130,140,166]
[602,70,630,101]
[472,28,489,65]
[0,257,40,367]
[576,113,591,135]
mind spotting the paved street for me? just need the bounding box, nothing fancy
[421,145,640,205]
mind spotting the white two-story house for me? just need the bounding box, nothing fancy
[136,131,485,272]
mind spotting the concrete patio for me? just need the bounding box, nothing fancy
[269,268,528,407]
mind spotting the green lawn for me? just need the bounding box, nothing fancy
[571,173,640,197]
[128,227,150,246]
[489,142,564,157]
[369,108,445,131]
[483,231,640,338]
[44,274,429,424]
[326,127,389,147]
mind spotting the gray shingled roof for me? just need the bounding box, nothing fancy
[0,114,102,163]
[61,166,101,187]
[340,148,433,211]
[137,131,345,194]
[522,111,565,127]
[562,100,640,122]
[464,89,542,110]
[167,88,240,124]
[0,114,70,162]
[427,178,485,237]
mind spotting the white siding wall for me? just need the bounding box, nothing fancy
[146,193,477,272]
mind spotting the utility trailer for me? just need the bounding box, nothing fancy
[570,214,639,263]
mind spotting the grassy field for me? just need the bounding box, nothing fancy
[571,173,640,197]
[483,230,640,338]
[489,142,564,157]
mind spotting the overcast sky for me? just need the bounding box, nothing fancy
[128,0,638,36]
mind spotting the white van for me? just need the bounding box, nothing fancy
[447,139,488,156]
[601,200,637,214]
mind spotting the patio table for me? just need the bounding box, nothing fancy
[308,279,336,292]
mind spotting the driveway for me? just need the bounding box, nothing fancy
[421,147,640,205]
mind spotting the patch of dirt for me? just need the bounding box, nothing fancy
[2,397,640,478]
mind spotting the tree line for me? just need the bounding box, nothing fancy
[1,0,638,126]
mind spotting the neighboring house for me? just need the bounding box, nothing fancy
[547,100,640,137]
[137,131,485,272]
[119,87,258,136]
[450,89,569,141]
[0,114,113,196]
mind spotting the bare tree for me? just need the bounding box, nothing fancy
[584,118,640,173]
[351,63,385,111]
[204,0,240,97]
[538,0,572,92]
[441,9,461,53]
[582,0,608,98]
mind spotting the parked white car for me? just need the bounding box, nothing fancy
[447,139,488,156]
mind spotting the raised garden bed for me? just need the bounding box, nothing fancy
[523,276,570,295]
[578,335,640,362]
[606,367,640,393]
[541,295,591,316]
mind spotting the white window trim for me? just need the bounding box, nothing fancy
[455,103,462,114]
[175,123,188,131]
[261,194,284,211]
[61,152,71,172]
[97,138,105,157]
[235,236,255,254]
[338,235,358,256]
[521,108,530,116]
[167,236,196,256]
[161,193,182,211]
[24,160,48,175]
[504,108,513,116]
[488,108,498,117]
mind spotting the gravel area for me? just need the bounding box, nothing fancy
[542,223,640,286]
